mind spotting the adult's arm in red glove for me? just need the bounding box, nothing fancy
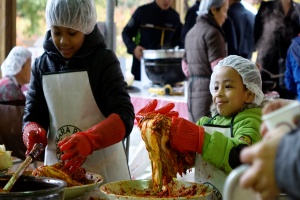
[170,117,205,154]
[135,99,179,123]
[58,113,125,172]
[22,122,47,156]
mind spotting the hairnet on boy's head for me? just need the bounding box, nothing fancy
[197,0,227,15]
[209,55,264,105]
[1,46,32,77]
[45,0,97,35]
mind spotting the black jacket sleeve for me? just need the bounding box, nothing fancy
[87,49,134,137]
[122,8,141,54]
[23,54,51,131]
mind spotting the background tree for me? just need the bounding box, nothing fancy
[17,0,47,37]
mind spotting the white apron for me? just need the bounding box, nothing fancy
[42,71,130,183]
[195,124,232,200]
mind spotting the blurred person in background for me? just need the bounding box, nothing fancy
[0,46,32,105]
[122,0,183,81]
[222,15,238,56]
[254,0,300,99]
[228,0,255,59]
[241,0,259,15]
[182,0,228,123]
[285,34,300,100]
[181,0,237,57]
[181,0,201,47]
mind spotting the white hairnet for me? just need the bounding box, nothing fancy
[1,46,32,77]
[45,0,97,35]
[209,55,264,105]
[197,0,226,15]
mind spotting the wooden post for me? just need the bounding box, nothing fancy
[0,0,16,77]
[172,0,185,23]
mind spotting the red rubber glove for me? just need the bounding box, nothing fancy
[23,122,47,156]
[135,99,179,123]
[170,117,205,154]
[58,113,125,172]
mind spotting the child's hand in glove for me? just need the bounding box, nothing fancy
[136,100,205,154]
[135,99,179,123]
[170,117,205,154]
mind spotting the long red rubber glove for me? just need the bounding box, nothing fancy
[170,117,205,154]
[23,122,48,155]
[135,99,179,123]
[58,113,125,172]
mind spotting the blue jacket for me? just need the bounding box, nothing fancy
[285,36,300,100]
[122,2,182,80]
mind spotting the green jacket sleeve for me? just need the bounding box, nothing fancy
[196,108,262,174]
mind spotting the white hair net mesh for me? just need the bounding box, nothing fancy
[1,46,32,77]
[45,0,97,35]
[197,0,226,15]
[209,55,264,105]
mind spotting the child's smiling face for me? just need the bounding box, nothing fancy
[51,26,85,59]
[212,66,254,116]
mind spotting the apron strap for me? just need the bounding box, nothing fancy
[204,114,219,124]
[204,113,236,138]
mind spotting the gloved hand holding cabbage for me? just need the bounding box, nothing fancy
[136,99,205,154]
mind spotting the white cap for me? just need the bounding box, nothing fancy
[1,46,32,77]
[210,55,264,105]
[45,0,97,35]
[197,0,227,15]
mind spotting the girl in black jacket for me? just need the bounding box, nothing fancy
[22,0,134,184]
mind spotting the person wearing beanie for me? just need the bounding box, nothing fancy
[137,55,265,198]
[0,46,32,104]
[22,0,134,185]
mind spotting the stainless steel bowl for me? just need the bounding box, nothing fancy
[64,172,104,199]
[100,179,213,200]
[0,175,66,200]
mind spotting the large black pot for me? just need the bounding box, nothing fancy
[0,175,66,200]
[143,49,186,86]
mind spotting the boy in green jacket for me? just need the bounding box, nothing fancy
[136,55,265,199]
